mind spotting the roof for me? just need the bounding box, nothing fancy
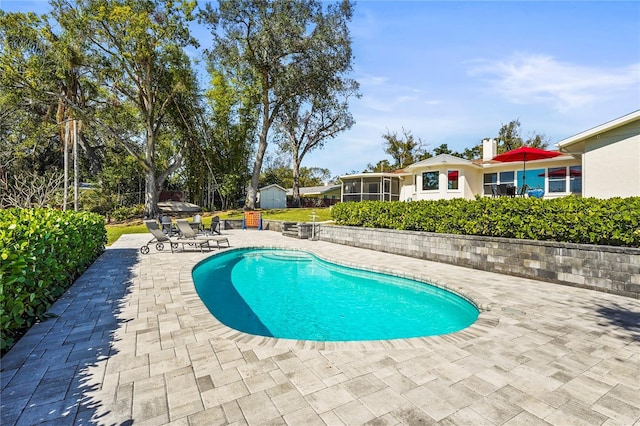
[339,171,410,179]
[286,184,340,196]
[158,201,201,213]
[259,184,287,192]
[557,110,640,152]
[404,153,481,170]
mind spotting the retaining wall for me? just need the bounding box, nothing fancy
[220,219,283,231]
[317,225,640,299]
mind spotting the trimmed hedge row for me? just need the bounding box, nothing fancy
[0,208,106,353]
[331,196,640,247]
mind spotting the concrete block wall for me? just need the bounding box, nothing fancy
[220,219,283,232]
[317,225,640,299]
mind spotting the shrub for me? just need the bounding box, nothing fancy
[109,204,145,222]
[0,208,106,353]
[331,197,640,247]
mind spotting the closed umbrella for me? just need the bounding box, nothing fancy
[492,146,562,190]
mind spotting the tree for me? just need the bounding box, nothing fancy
[432,143,453,156]
[459,119,550,160]
[278,84,358,207]
[382,128,426,169]
[188,67,257,210]
[0,169,65,208]
[260,163,330,189]
[495,119,549,153]
[201,0,355,209]
[460,145,482,160]
[365,159,392,173]
[53,0,200,218]
[275,1,357,207]
[1,11,82,189]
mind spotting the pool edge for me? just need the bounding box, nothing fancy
[180,246,499,351]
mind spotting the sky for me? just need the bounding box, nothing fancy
[2,0,639,179]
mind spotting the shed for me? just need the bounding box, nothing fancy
[258,184,287,209]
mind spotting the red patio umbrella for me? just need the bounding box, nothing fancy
[492,146,562,189]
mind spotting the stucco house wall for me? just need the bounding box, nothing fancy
[409,167,479,201]
[558,110,640,199]
[582,120,640,198]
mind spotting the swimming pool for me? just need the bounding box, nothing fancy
[192,248,479,341]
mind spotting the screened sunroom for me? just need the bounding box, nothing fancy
[340,173,403,202]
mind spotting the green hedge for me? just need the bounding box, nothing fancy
[0,209,106,353]
[331,196,640,247]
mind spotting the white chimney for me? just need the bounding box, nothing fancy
[483,138,497,161]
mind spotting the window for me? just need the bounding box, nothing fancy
[392,179,399,194]
[499,171,514,185]
[422,171,439,191]
[548,167,566,193]
[343,179,360,194]
[447,170,459,190]
[570,166,582,195]
[483,173,497,196]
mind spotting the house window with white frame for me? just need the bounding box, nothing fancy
[548,167,567,193]
[422,171,439,191]
[448,170,459,190]
[570,166,582,194]
[483,173,497,196]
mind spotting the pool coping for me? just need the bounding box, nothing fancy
[179,245,500,351]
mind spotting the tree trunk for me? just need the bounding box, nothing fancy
[144,126,159,219]
[247,83,272,209]
[76,120,102,176]
[247,135,267,209]
[291,146,301,208]
[144,168,159,219]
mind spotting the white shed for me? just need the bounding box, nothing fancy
[258,184,287,209]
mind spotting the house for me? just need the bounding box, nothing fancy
[556,110,640,199]
[340,147,581,202]
[286,185,341,207]
[340,111,640,201]
[258,184,287,209]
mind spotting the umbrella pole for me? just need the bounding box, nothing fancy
[522,154,526,192]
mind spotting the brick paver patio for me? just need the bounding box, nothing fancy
[1,230,639,425]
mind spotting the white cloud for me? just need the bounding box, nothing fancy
[469,53,640,112]
[357,89,440,113]
[357,74,389,88]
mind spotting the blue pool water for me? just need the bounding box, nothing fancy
[192,248,479,341]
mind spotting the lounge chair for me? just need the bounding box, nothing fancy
[141,220,178,254]
[207,215,221,235]
[192,214,203,231]
[160,215,176,236]
[175,219,230,249]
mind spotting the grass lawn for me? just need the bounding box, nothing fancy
[106,208,333,246]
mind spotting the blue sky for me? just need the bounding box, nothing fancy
[3,1,639,178]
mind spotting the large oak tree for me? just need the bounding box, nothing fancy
[53,0,200,218]
[201,0,356,209]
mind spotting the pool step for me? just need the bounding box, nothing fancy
[282,222,316,239]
